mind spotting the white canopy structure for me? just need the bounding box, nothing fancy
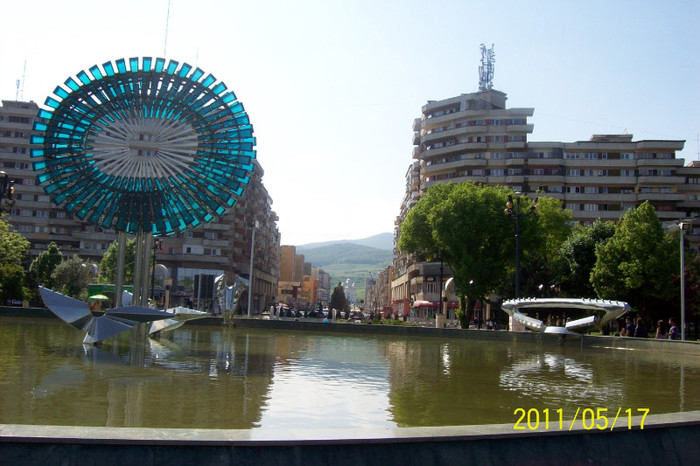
[501,298,631,335]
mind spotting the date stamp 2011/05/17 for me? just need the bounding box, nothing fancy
[513,408,649,431]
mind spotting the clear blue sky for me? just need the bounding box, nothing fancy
[1,0,698,245]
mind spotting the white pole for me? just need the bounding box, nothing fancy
[680,225,686,341]
[247,220,258,318]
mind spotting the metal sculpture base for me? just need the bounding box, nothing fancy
[215,274,249,324]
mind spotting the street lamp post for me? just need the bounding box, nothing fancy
[151,238,163,305]
[680,222,691,340]
[504,193,538,298]
[247,220,259,318]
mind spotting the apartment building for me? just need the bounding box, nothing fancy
[392,89,700,316]
[0,99,280,313]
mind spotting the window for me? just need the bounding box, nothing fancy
[507,168,522,175]
[490,169,505,176]
[566,169,581,176]
[584,204,598,211]
[564,152,580,159]
[565,203,581,211]
[621,169,635,177]
[491,152,505,159]
[620,153,635,159]
[584,187,599,194]
[532,169,545,175]
[566,186,581,193]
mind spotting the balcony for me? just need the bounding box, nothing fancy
[526,175,566,183]
[563,158,635,168]
[637,192,685,202]
[637,176,685,185]
[571,211,622,221]
[423,126,490,145]
[635,141,685,150]
[505,124,534,133]
[505,175,525,184]
[505,141,527,150]
[635,158,684,167]
[421,142,487,158]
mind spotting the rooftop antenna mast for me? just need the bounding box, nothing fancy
[478,43,495,91]
[16,60,27,100]
[163,0,171,56]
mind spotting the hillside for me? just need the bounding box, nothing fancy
[299,242,394,302]
[297,232,393,251]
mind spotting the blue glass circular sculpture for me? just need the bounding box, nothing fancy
[31,57,255,235]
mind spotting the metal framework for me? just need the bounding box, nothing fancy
[478,43,495,91]
[31,57,256,236]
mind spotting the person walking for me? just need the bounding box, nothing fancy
[633,318,648,338]
[655,320,667,339]
[668,318,680,340]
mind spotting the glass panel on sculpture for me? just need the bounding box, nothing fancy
[31,57,255,235]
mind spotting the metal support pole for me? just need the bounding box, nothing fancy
[515,196,521,299]
[439,258,444,315]
[680,226,686,341]
[247,221,258,318]
[114,232,126,307]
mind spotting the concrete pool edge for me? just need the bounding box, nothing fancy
[2,411,699,465]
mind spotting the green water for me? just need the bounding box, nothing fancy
[1,317,698,431]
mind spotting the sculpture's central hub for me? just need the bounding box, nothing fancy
[91,117,199,178]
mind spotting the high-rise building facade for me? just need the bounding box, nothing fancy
[392,89,700,317]
[1,99,280,313]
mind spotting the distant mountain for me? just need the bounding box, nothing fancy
[297,232,393,251]
[298,241,394,302]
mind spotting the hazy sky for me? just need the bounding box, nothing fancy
[1,0,698,245]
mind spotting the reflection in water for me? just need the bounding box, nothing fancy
[1,317,699,430]
[498,352,624,405]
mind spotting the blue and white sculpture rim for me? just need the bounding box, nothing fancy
[30,57,256,236]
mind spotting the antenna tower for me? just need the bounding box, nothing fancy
[478,44,495,91]
[16,60,27,100]
[163,0,171,56]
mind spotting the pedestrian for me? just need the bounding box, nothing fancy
[633,318,648,338]
[668,318,680,340]
[624,316,635,337]
[655,320,667,339]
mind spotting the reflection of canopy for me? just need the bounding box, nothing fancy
[39,286,174,344]
[31,57,256,235]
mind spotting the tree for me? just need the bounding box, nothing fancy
[29,242,63,289]
[329,282,348,314]
[399,183,517,327]
[52,255,94,300]
[558,220,616,298]
[98,238,136,284]
[399,183,574,328]
[591,202,676,319]
[0,215,30,303]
